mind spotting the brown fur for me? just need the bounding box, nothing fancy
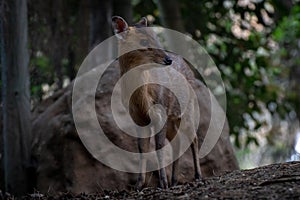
[112,16,201,189]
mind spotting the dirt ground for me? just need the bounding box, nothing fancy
[3,161,300,199]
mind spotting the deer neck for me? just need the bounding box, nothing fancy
[118,58,152,109]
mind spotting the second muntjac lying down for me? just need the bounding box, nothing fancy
[112,16,202,189]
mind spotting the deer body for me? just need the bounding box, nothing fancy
[112,16,201,189]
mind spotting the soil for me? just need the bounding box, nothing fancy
[3,161,300,199]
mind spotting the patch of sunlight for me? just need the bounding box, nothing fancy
[294,130,300,154]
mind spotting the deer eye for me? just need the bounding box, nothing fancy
[139,39,149,47]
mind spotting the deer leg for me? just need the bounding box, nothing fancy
[167,121,180,186]
[135,136,150,190]
[171,149,179,186]
[171,136,180,186]
[155,128,168,189]
[191,137,201,180]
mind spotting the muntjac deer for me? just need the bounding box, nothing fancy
[112,16,201,189]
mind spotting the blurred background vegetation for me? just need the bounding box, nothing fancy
[2,0,300,169]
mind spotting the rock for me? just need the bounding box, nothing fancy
[31,60,239,194]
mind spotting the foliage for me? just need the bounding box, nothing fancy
[181,0,300,149]
[273,5,300,118]
[30,53,52,101]
[186,0,289,148]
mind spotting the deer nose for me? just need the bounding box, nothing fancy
[163,56,172,65]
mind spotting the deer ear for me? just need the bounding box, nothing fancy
[112,16,128,39]
[137,17,148,27]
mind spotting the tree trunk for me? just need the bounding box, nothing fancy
[0,0,31,195]
[113,0,133,23]
[156,0,186,55]
[156,0,185,32]
[89,0,112,50]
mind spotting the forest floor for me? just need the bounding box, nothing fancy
[3,161,300,200]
